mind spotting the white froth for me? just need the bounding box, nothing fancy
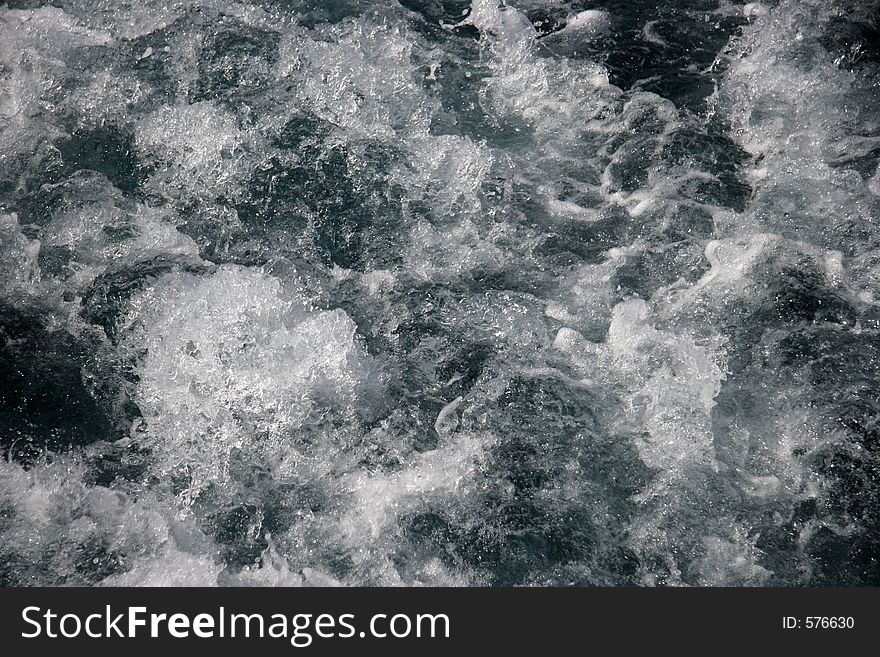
[286,18,433,138]
[1,0,875,588]
[137,102,257,202]
[0,213,41,292]
[0,458,219,586]
[125,266,377,499]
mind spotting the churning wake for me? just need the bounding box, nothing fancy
[2,0,880,586]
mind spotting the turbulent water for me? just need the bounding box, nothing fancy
[1,0,880,586]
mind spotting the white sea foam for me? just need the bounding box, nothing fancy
[123,265,378,498]
[1,0,877,586]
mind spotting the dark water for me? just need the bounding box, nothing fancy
[1,0,880,586]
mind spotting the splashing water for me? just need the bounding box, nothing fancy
[2,0,879,586]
